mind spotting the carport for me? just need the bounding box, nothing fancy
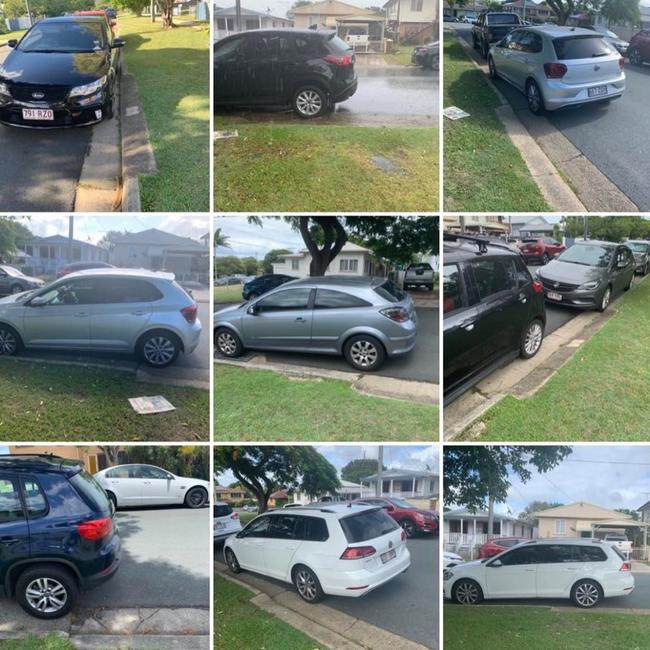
[335,17,387,53]
[590,520,650,560]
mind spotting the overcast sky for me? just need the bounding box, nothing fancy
[17,216,208,245]
[217,0,373,19]
[215,216,304,259]
[216,444,439,486]
[459,446,650,518]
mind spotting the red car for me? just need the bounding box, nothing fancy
[56,261,114,279]
[628,29,650,66]
[478,536,529,558]
[352,496,438,538]
[518,237,566,265]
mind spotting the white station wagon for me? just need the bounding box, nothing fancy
[488,26,625,114]
[444,538,634,608]
[224,503,411,603]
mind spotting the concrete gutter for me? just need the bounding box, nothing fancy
[216,565,432,650]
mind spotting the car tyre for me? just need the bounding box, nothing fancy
[488,55,498,79]
[400,519,416,537]
[628,47,642,66]
[225,548,242,574]
[292,86,329,119]
[10,284,23,294]
[598,285,612,312]
[214,327,244,358]
[520,319,544,359]
[624,274,633,291]
[542,253,551,265]
[526,79,545,115]
[137,329,181,367]
[107,491,118,510]
[0,323,23,356]
[16,564,79,619]
[452,579,484,605]
[644,262,649,276]
[343,334,386,371]
[571,579,602,608]
[185,487,208,508]
[293,565,325,603]
[481,40,489,59]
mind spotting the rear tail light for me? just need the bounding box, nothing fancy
[230,513,239,520]
[620,561,631,572]
[323,54,353,66]
[181,304,198,324]
[401,529,406,541]
[544,62,568,79]
[380,307,410,322]
[340,546,376,560]
[78,517,113,541]
[532,280,543,294]
[619,57,625,70]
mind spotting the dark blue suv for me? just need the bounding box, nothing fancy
[0,455,121,619]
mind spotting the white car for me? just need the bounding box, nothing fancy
[214,501,242,543]
[94,464,210,509]
[223,503,411,603]
[444,551,464,568]
[444,538,634,608]
[488,26,625,114]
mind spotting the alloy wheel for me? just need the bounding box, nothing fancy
[575,582,599,607]
[25,578,68,614]
[188,488,206,507]
[295,90,323,117]
[524,322,543,356]
[455,581,479,604]
[488,57,496,77]
[401,520,415,537]
[217,331,237,356]
[295,569,318,601]
[226,550,239,572]
[143,336,176,365]
[630,49,640,65]
[0,329,17,355]
[349,340,378,368]
[527,83,541,113]
[601,287,611,311]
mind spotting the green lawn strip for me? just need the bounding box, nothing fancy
[380,50,415,66]
[215,575,325,650]
[238,511,257,525]
[214,123,438,211]
[443,34,548,211]
[0,636,74,650]
[214,364,438,440]
[119,16,209,212]
[477,278,650,440]
[0,359,208,440]
[444,605,650,650]
[214,285,244,303]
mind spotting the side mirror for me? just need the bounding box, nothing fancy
[7,39,17,48]
[490,559,503,567]
[247,303,259,315]
[111,38,125,49]
[166,473,175,480]
[28,295,48,307]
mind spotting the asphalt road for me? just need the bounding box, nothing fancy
[453,24,650,209]
[0,46,92,212]
[216,62,438,128]
[85,507,210,608]
[216,536,439,648]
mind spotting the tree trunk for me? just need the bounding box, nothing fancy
[298,216,348,277]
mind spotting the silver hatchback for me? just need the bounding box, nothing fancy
[489,26,625,114]
[0,268,202,367]
[214,276,418,371]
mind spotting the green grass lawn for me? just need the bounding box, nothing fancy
[119,16,209,212]
[214,122,438,211]
[0,636,73,650]
[238,511,257,525]
[214,284,244,303]
[476,277,650,440]
[214,364,438,440]
[0,359,209,440]
[216,575,325,650]
[381,50,415,66]
[443,34,548,211]
[445,605,650,650]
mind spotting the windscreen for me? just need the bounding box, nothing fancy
[558,244,613,267]
[340,509,399,543]
[20,21,108,53]
[486,14,520,24]
[553,35,613,60]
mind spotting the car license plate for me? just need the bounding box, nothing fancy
[22,108,54,121]
[215,521,226,530]
[380,549,396,564]
[588,85,607,98]
[547,291,562,301]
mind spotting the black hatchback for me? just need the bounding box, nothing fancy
[0,16,124,128]
[443,234,546,404]
[214,29,358,118]
[242,273,296,300]
[0,454,121,619]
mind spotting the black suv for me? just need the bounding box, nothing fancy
[472,12,523,58]
[443,234,546,403]
[0,455,121,619]
[213,29,358,118]
[242,274,296,300]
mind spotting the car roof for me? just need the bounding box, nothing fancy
[518,537,606,546]
[63,268,176,281]
[570,239,618,248]
[0,454,83,476]
[285,275,387,288]
[217,28,335,41]
[38,15,108,23]
[214,500,230,507]
[265,503,377,518]
[444,236,518,261]
[525,25,604,38]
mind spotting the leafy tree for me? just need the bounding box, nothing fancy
[214,227,230,248]
[518,500,564,524]
[214,446,340,513]
[123,446,209,479]
[615,508,640,521]
[545,0,578,25]
[341,458,386,485]
[262,248,292,274]
[600,0,640,26]
[215,255,245,277]
[157,0,175,28]
[0,217,32,263]
[291,0,312,7]
[3,0,27,18]
[444,446,572,535]
[240,256,259,276]
[97,230,129,252]
[562,216,650,242]
[114,0,149,15]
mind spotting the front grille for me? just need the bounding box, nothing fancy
[10,85,69,103]
[541,278,579,292]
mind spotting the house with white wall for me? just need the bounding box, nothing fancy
[213,6,293,40]
[383,0,438,41]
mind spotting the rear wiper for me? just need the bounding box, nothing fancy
[592,52,609,58]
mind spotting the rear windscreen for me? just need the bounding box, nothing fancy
[214,504,233,517]
[340,509,399,543]
[553,36,613,60]
[486,14,519,24]
[70,471,111,512]
[327,34,353,53]
[374,280,407,303]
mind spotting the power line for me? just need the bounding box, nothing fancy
[541,473,576,504]
[566,458,650,468]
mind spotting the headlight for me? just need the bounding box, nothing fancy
[578,280,600,290]
[0,82,9,96]
[69,76,107,98]
[443,570,453,581]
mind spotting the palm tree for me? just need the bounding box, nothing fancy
[215,228,231,249]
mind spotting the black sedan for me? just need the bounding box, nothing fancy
[0,16,124,128]
[411,41,439,69]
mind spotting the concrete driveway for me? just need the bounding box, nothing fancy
[215,536,438,648]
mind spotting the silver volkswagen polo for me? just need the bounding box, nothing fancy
[214,276,418,371]
[0,268,201,367]
[488,26,625,114]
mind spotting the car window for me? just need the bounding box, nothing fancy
[314,289,371,309]
[513,257,533,287]
[139,466,170,479]
[487,13,519,24]
[248,33,289,57]
[538,544,576,563]
[105,466,133,478]
[408,264,433,272]
[326,34,352,54]
[293,34,324,56]
[518,31,543,53]
[627,242,649,253]
[497,545,539,565]
[553,35,613,60]
[69,471,111,512]
[340,509,399,543]
[20,20,109,53]
[214,504,233,518]
[256,288,311,312]
[94,278,163,304]
[21,478,48,518]
[294,516,329,542]
[469,258,517,299]
[245,515,272,537]
[574,545,608,562]
[36,279,100,306]
[497,538,524,548]
[0,477,24,523]
[443,264,464,314]
[373,280,407,303]
[616,247,632,265]
[269,514,299,539]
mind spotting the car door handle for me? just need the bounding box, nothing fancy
[0,537,21,545]
[519,292,528,304]
[131,310,145,316]
[524,568,536,572]
[460,321,475,331]
[295,317,307,323]
[74,312,88,318]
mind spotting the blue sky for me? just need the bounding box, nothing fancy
[215,216,304,259]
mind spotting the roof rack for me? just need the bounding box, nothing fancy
[444,232,517,255]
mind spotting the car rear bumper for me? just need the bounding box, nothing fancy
[542,75,625,110]
[385,328,418,357]
[184,321,202,354]
[80,536,122,590]
[333,78,358,103]
[603,574,635,597]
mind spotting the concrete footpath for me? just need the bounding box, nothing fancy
[0,604,209,649]
[216,565,430,650]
